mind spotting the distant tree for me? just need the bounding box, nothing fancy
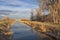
[36,8,41,17]
[30,9,34,21]
[35,8,42,21]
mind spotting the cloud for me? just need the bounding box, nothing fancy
[0,5,31,12]
[0,0,38,11]
[0,15,6,16]
[0,0,38,8]
[0,0,38,19]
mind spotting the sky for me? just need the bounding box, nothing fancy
[0,0,38,19]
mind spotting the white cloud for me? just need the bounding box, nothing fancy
[0,5,30,12]
[0,0,38,12]
[0,0,37,7]
[0,15,6,16]
[0,0,38,19]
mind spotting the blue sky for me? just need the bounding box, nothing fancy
[0,0,38,19]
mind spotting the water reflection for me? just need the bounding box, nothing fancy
[11,22,39,40]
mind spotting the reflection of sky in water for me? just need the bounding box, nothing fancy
[11,22,40,40]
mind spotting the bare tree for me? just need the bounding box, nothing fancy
[33,0,60,24]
